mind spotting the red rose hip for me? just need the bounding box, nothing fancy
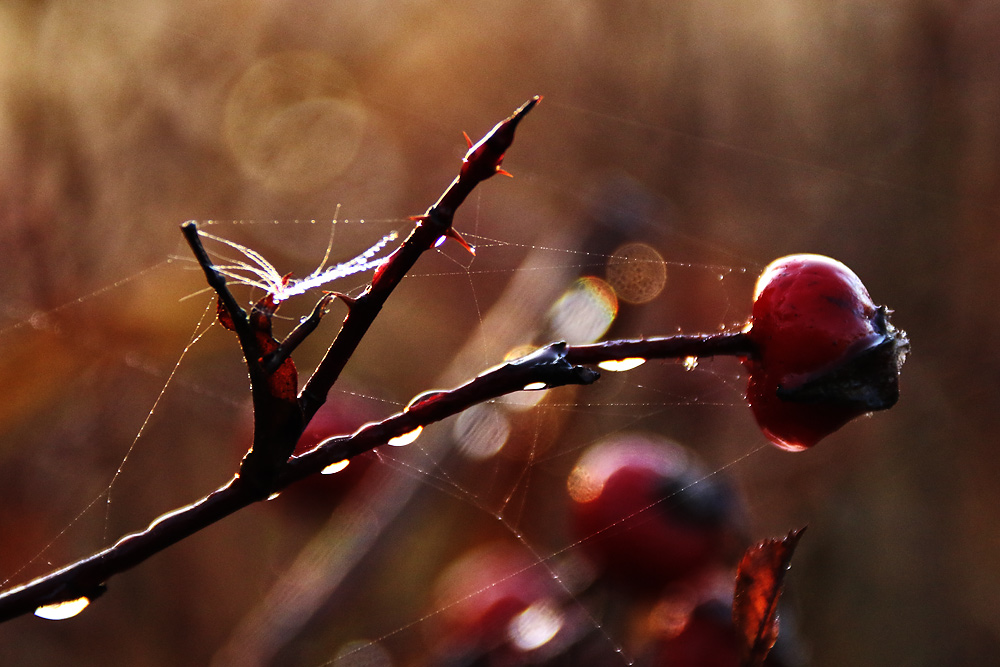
[744,254,908,450]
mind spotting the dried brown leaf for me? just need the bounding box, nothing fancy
[732,526,806,667]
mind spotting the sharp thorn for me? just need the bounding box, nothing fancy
[446,228,476,256]
[328,291,357,308]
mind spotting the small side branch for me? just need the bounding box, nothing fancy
[566,331,756,365]
[181,221,258,362]
[261,294,335,375]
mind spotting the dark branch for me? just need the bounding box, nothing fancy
[566,332,756,365]
[0,479,249,623]
[183,221,304,495]
[181,221,256,359]
[0,99,759,624]
[0,331,751,622]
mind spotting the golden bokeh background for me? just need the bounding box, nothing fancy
[0,1,997,665]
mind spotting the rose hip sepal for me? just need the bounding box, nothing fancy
[744,254,909,451]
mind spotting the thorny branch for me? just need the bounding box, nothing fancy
[0,97,756,623]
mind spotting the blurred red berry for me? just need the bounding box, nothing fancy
[644,593,804,667]
[426,542,577,664]
[744,254,908,451]
[651,597,742,667]
[568,435,742,595]
[281,394,378,513]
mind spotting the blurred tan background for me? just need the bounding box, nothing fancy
[0,0,997,665]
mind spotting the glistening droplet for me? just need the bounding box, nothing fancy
[35,596,91,620]
[388,426,423,447]
[682,356,699,371]
[598,358,646,372]
[321,459,350,475]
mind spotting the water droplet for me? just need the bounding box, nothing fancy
[321,459,350,475]
[682,356,699,371]
[406,390,447,410]
[388,426,423,447]
[522,381,547,391]
[434,235,447,248]
[267,491,282,501]
[35,596,90,620]
[598,358,646,372]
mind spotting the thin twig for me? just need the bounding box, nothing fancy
[261,294,335,375]
[566,332,756,366]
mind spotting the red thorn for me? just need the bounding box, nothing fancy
[327,291,357,308]
[463,131,473,149]
[409,214,428,222]
[446,228,476,256]
[497,168,514,178]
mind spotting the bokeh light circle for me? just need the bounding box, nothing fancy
[224,51,367,193]
[605,242,667,304]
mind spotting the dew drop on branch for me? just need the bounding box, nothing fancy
[321,459,351,475]
[34,596,91,620]
[388,426,423,447]
[598,358,646,372]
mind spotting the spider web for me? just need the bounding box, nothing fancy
[0,169,801,666]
